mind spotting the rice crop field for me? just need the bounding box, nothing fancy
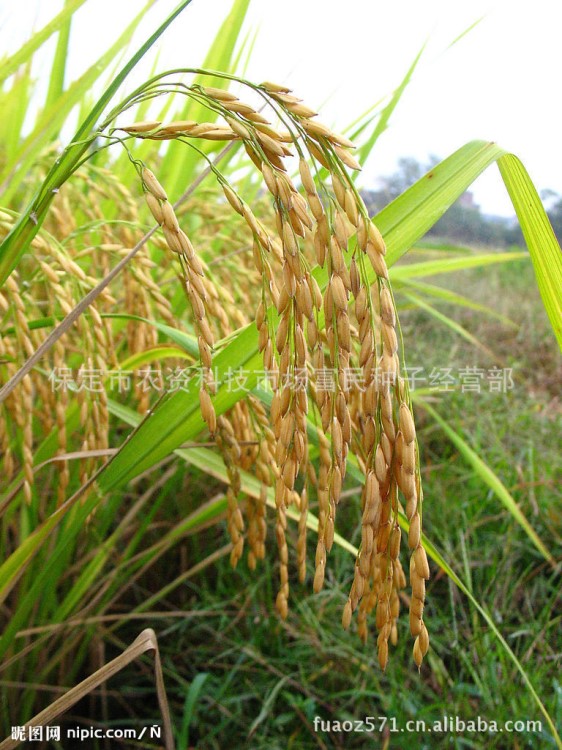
[0,2,560,749]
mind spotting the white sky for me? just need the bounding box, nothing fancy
[2,0,562,216]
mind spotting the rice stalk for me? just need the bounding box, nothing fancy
[115,76,429,668]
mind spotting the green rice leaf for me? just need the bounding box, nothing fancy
[389,251,527,281]
[0,0,88,83]
[44,0,73,111]
[378,141,507,267]
[401,291,497,357]
[0,66,33,164]
[397,278,517,327]
[0,0,194,285]
[418,400,555,565]
[160,0,252,194]
[356,43,425,165]
[118,345,193,371]
[497,154,562,349]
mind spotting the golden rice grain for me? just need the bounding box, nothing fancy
[145,192,164,224]
[222,183,244,214]
[122,120,162,133]
[414,545,430,580]
[334,146,361,171]
[199,388,217,434]
[408,513,421,550]
[202,85,239,101]
[260,80,292,93]
[142,167,167,201]
[330,273,348,311]
[399,402,416,444]
[379,287,395,327]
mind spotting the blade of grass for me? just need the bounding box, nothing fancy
[446,17,484,49]
[0,0,158,204]
[389,251,527,281]
[418,399,555,565]
[0,0,88,83]
[160,0,251,194]
[0,0,194,285]
[102,314,200,356]
[401,291,497,358]
[0,66,33,163]
[118,345,193,371]
[44,0,73,111]
[247,675,291,739]
[177,672,209,748]
[497,153,562,349]
[0,630,174,750]
[378,141,505,266]
[397,277,517,327]
[356,43,425,166]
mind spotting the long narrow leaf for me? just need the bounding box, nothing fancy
[379,141,505,266]
[0,0,194,285]
[398,277,517,327]
[356,44,425,165]
[0,0,88,83]
[418,400,555,565]
[0,0,158,204]
[44,0,73,111]
[389,251,526,281]
[401,291,497,357]
[160,0,251,194]
[497,154,562,349]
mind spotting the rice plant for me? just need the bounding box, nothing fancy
[0,2,560,747]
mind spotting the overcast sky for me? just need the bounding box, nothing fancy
[2,0,562,216]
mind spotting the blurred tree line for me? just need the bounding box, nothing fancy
[363,156,562,247]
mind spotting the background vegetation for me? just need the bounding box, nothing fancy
[366,155,562,248]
